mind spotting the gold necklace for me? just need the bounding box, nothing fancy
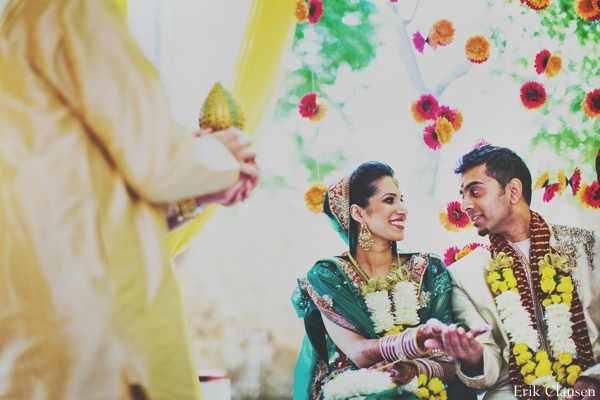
[347,251,401,282]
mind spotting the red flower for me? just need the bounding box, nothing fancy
[578,181,600,209]
[534,49,551,74]
[439,201,472,232]
[570,167,582,195]
[307,0,323,24]
[413,31,426,54]
[413,94,439,121]
[444,246,460,266]
[582,89,600,118]
[423,124,441,150]
[543,182,559,203]
[298,92,318,118]
[520,81,547,109]
[474,138,490,148]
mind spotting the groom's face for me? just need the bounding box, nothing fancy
[459,164,512,237]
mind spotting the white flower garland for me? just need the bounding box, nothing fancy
[321,369,393,400]
[494,290,540,351]
[392,281,420,326]
[544,303,577,357]
[364,290,395,334]
[487,251,581,389]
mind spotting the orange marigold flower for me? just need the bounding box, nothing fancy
[452,110,464,131]
[437,105,463,131]
[523,0,551,10]
[431,19,455,46]
[411,102,428,124]
[582,89,600,118]
[545,53,562,78]
[435,116,455,144]
[295,0,309,23]
[575,0,600,20]
[557,169,568,195]
[309,101,328,122]
[465,35,490,64]
[577,181,600,209]
[534,171,550,190]
[304,182,328,213]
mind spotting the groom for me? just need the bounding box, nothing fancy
[429,145,600,400]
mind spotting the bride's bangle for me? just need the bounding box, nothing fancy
[379,327,432,363]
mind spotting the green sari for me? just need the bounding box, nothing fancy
[291,173,476,400]
[292,252,473,399]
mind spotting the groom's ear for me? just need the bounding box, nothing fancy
[506,178,523,204]
[350,204,364,223]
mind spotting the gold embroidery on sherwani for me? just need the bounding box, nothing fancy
[552,225,596,271]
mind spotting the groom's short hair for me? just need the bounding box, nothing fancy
[454,145,532,205]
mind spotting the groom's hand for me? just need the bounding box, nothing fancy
[423,323,490,376]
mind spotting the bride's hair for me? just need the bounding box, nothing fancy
[349,161,395,210]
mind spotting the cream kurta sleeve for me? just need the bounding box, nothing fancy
[448,248,509,390]
[0,1,242,399]
[52,0,240,203]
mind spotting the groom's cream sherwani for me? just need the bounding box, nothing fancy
[449,224,600,399]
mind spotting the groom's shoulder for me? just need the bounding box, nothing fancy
[447,246,490,279]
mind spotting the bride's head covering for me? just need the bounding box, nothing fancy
[323,161,397,256]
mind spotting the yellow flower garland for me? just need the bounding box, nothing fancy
[485,251,582,387]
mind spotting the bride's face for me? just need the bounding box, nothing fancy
[360,176,408,243]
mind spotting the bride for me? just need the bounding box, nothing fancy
[292,161,478,400]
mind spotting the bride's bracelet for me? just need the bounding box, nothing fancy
[379,327,432,363]
[413,358,444,380]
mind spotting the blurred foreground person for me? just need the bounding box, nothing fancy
[0,0,259,399]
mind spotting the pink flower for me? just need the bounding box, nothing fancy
[444,246,460,266]
[413,31,426,54]
[570,167,582,195]
[298,92,318,118]
[307,0,323,24]
[423,124,441,150]
[543,182,559,203]
[473,138,490,148]
[534,49,551,75]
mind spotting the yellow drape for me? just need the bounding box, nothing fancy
[115,0,127,16]
[167,0,297,258]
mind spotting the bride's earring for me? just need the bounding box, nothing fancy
[358,222,374,251]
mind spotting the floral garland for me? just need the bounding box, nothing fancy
[485,251,582,389]
[321,370,447,400]
[359,265,420,335]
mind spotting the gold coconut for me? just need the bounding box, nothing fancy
[199,82,245,131]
